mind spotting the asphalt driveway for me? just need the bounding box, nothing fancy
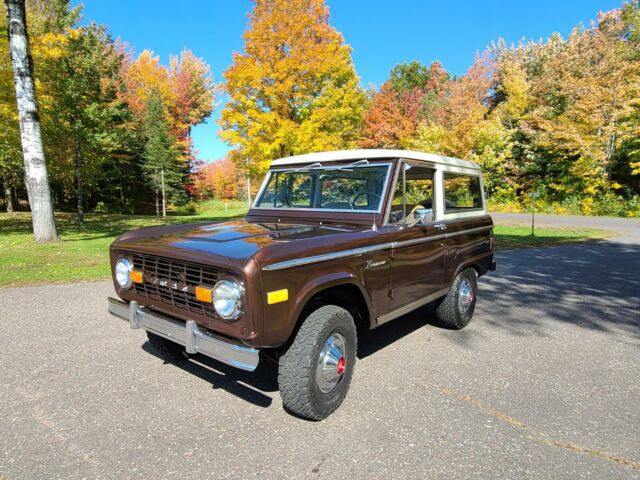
[1,214,639,479]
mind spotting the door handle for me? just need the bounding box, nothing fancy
[434,223,447,231]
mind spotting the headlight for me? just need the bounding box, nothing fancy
[115,258,133,289]
[213,279,243,320]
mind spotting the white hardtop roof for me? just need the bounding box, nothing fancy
[270,149,480,170]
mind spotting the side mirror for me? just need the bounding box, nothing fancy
[410,207,432,226]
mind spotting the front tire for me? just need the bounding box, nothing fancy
[436,268,478,329]
[278,305,357,420]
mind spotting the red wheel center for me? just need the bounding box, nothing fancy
[336,356,346,375]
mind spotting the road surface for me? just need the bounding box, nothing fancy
[1,214,638,479]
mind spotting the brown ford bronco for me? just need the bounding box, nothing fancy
[108,149,495,420]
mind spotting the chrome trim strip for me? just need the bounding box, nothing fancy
[446,225,492,238]
[376,287,450,325]
[393,233,447,248]
[107,297,259,371]
[261,225,492,271]
[262,243,394,271]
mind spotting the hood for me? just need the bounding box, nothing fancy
[112,218,364,269]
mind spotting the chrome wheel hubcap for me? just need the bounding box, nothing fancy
[458,278,474,315]
[315,332,347,394]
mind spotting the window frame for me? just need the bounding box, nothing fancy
[252,161,393,214]
[442,172,484,214]
[385,161,438,226]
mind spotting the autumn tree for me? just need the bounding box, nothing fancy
[359,84,414,148]
[168,49,215,156]
[360,61,451,149]
[120,47,214,189]
[524,12,640,210]
[192,156,241,200]
[4,0,58,240]
[219,0,365,177]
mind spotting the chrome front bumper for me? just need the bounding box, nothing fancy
[107,297,259,371]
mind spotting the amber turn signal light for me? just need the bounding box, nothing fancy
[195,286,213,303]
[131,270,143,284]
[267,288,288,305]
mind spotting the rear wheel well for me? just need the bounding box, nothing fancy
[299,284,370,337]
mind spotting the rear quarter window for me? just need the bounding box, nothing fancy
[443,173,483,212]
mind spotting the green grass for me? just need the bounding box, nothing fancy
[0,200,248,288]
[493,225,611,250]
[0,207,612,288]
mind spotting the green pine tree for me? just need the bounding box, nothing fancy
[142,91,181,217]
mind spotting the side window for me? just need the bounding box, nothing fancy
[389,164,435,224]
[443,173,482,211]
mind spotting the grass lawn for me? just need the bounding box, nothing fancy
[0,208,612,288]
[0,201,247,288]
[493,225,611,250]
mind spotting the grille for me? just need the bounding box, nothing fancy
[127,251,227,319]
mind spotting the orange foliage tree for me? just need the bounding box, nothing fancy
[191,157,242,201]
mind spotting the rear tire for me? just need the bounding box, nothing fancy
[436,268,478,329]
[278,305,357,421]
[146,331,185,361]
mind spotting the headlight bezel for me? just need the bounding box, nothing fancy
[115,257,133,289]
[212,278,244,321]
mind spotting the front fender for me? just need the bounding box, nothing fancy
[258,268,374,347]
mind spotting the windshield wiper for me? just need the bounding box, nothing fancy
[333,159,369,171]
[282,162,324,174]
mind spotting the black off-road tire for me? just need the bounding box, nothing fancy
[436,268,478,329]
[278,305,357,421]
[146,331,185,362]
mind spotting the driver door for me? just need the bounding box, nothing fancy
[384,162,446,316]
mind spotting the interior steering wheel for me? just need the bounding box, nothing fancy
[349,192,381,210]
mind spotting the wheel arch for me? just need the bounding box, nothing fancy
[287,273,374,344]
[448,252,493,284]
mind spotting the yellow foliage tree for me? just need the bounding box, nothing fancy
[218,0,365,177]
[526,12,640,202]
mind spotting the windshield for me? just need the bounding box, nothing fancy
[254,163,390,212]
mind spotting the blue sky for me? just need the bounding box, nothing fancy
[76,0,622,162]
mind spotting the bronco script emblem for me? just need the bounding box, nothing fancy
[365,259,386,269]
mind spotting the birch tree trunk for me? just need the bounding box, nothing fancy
[160,167,166,217]
[75,140,84,224]
[155,188,159,216]
[4,185,14,212]
[4,0,58,241]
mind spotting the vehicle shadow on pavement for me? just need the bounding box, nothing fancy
[139,311,445,407]
[470,240,640,344]
[141,343,278,408]
[357,305,438,359]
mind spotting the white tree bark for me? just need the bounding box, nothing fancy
[5,0,58,241]
[160,167,166,217]
[4,184,14,212]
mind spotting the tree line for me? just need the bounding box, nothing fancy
[3,0,640,237]
[1,0,215,222]
[218,0,640,216]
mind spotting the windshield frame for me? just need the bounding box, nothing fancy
[251,161,393,214]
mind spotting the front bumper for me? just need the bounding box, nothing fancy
[107,297,259,371]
